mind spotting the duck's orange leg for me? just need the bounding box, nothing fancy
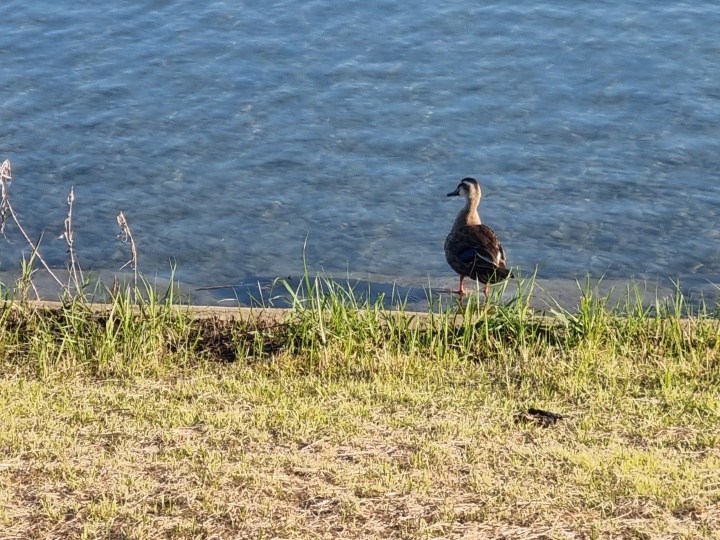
[453,275,466,296]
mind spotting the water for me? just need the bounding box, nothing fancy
[1,1,720,305]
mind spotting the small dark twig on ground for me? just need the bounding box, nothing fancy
[515,407,565,427]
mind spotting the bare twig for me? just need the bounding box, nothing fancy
[64,186,84,294]
[16,234,44,303]
[0,159,65,292]
[117,211,138,288]
[0,159,12,237]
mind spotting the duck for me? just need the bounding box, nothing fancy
[444,177,513,300]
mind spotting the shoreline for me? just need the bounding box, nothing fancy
[3,268,718,315]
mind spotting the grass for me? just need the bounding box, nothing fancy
[0,274,718,539]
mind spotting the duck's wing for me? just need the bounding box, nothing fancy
[455,224,507,269]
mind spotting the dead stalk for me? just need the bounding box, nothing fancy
[64,186,84,293]
[0,159,11,236]
[117,211,138,288]
[0,159,65,292]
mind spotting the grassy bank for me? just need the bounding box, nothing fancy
[0,277,719,539]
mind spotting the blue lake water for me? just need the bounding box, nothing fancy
[1,1,720,305]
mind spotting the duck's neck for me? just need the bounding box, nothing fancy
[454,195,481,228]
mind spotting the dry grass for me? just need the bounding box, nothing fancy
[0,290,719,539]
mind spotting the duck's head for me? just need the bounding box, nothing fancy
[447,177,481,200]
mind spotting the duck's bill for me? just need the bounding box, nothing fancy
[446,186,461,197]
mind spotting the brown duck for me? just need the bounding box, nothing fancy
[444,177,513,300]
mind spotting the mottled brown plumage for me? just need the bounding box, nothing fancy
[444,177,512,300]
